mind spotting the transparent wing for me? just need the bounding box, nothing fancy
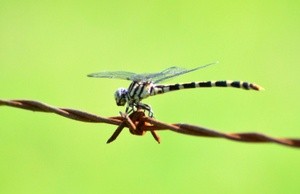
[87,71,138,81]
[87,62,218,83]
[87,70,166,82]
[152,62,217,83]
[87,70,168,82]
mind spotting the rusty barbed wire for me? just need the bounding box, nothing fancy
[1,99,300,148]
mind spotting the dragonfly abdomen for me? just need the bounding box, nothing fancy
[152,80,264,95]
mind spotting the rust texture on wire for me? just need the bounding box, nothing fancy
[1,99,300,148]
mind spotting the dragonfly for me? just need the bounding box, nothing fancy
[88,62,264,117]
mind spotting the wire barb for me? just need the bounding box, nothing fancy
[1,99,300,148]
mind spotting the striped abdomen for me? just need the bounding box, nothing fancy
[152,80,264,95]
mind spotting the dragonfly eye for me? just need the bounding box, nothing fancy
[114,88,127,106]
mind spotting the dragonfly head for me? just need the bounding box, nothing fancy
[114,88,128,106]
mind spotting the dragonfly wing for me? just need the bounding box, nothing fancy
[87,62,218,82]
[88,70,170,82]
[126,66,199,83]
[87,71,138,81]
[153,62,217,83]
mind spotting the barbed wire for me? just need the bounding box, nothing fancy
[1,99,300,148]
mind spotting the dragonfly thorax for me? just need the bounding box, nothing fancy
[127,81,155,101]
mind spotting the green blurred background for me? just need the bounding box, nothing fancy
[1,0,300,193]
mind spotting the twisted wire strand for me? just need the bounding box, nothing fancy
[1,99,300,148]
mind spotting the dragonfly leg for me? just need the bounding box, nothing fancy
[135,102,154,117]
[125,105,134,115]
